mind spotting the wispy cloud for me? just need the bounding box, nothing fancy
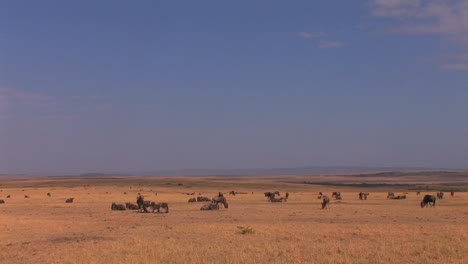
[298,31,344,48]
[440,63,468,70]
[297,31,325,39]
[0,86,53,109]
[370,0,468,43]
[319,40,345,48]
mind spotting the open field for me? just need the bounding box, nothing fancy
[0,174,467,264]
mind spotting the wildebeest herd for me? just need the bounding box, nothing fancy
[0,189,456,212]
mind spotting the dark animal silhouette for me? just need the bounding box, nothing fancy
[451,191,454,197]
[421,195,436,208]
[390,195,406,200]
[188,198,197,203]
[359,192,369,200]
[111,203,126,210]
[24,195,29,198]
[136,195,145,209]
[200,202,219,210]
[0,199,4,204]
[332,192,341,198]
[197,196,210,202]
[6,195,10,198]
[437,192,444,199]
[322,196,330,209]
[387,192,395,199]
[65,198,74,203]
[212,196,229,208]
[125,203,139,210]
[47,193,51,197]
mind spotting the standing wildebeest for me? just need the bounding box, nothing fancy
[437,192,444,199]
[136,195,145,209]
[111,203,126,210]
[332,192,341,198]
[229,190,236,196]
[47,193,51,197]
[285,192,290,199]
[359,192,369,200]
[125,202,139,210]
[322,196,330,209]
[188,198,197,203]
[421,195,436,208]
[65,198,74,203]
[387,192,395,199]
[212,196,229,208]
[0,199,5,204]
[200,202,219,210]
[451,191,454,197]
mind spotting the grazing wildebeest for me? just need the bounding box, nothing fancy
[47,193,51,197]
[322,196,330,209]
[197,196,210,202]
[65,198,74,203]
[437,192,444,199]
[212,196,229,208]
[0,199,5,204]
[421,195,436,208]
[6,195,10,198]
[359,192,369,200]
[125,203,139,210]
[387,192,395,199]
[111,203,126,210]
[188,198,197,203]
[200,202,219,210]
[451,191,454,197]
[269,197,287,202]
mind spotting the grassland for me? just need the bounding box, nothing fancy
[0,173,467,264]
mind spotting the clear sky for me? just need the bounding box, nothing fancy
[1,0,467,174]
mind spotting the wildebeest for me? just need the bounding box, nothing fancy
[269,197,287,202]
[141,202,169,213]
[421,195,436,208]
[229,190,236,196]
[125,203,139,210]
[358,192,369,200]
[437,192,444,199]
[47,193,51,197]
[387,192,395,199]
[416,192,420,195]
[183,192,195,195]
[24,195,29,198]
[322,196,330,209]
[0,199,4,204]
[111,202,126,210]
[212,196,229,208]
[264,191,280,199]
[65,198,74,203]
[285,192,290,199]
[200,202,219,210]
[188,198,197,203]
[390,195,406,200]
[332,192,341,198]
[6,195,10,198]
[197,196,210,202]
[136,195,145,209]
[451,191,454,197]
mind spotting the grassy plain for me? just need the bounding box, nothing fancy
[0,174,467,264]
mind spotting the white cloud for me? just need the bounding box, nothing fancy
[319,40,345,48]
[371,0,468,43]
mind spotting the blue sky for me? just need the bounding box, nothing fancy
[1,0,467,174]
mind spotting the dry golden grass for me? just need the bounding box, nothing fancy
[0,176,467,264]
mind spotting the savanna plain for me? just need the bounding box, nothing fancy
[0,172,467,264]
